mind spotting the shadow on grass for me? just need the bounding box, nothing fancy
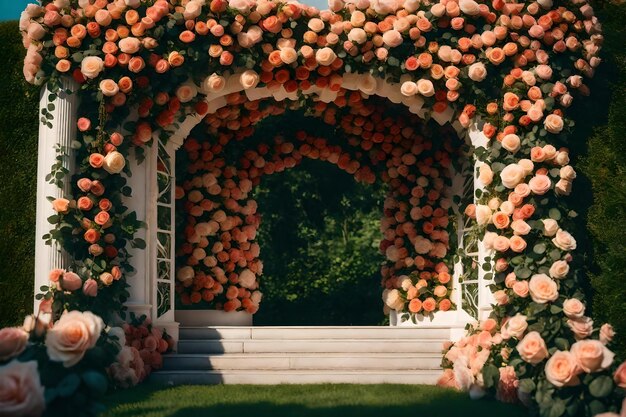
[102,384,528,417]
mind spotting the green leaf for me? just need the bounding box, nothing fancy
[533,243,547,254]
[547,400,566,417]
[482,364,499,389]
[81,371,108,396]
[57,373,81,397]
[518,378,535,393]
[588,375,614,398]
[549,208,562,221]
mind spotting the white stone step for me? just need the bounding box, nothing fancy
[162,353,443,371]
[176,339,445,354]
[150,369,442,385]
[179,326,451,341]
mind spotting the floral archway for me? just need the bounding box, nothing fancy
[4,0,625,416]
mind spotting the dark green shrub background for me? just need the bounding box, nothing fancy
[0,0,625,348]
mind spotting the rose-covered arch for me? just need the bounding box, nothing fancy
[12,0,626,415]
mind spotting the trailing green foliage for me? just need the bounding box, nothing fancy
[0,21,38,327]
[579,0,626,359]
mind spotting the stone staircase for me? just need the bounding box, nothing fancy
[151,326,448,385]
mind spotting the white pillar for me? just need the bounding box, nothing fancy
[34,78,78,312]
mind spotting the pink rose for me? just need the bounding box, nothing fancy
[60,271,82,291]
[382,30,403,48]
[600,323,615,345]
[493,290,509,305]
[552,229,577,251]
[0,360,45,417]
[496,366,519,403]
[544,114,564,134]
[544,351,580,387]
[0,328,29,361]
[529,274,558,304]
[46,310,104,367]
[77,117,91,132]
[571,340,615,373]
[516,331,549,364]
[82,278,98,297]
[528,175,551,195]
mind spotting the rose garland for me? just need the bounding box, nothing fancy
[17,0,626,415]
[174,93,459,316]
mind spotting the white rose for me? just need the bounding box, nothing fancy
[528,273,559,304]
[542,219,559,236]
[176,82,198,103]
[81,56,104,79]
[500,164,526,189]
[229,0,254,13]
[400,81,418,96]
[549,260,570,279]
[400,276,412,291]
[118,37,141,54]
[468,62,487,82]
[502,314,528,339]
[552,229,577,251]
[46,310,104,367]
[554,151,570,166]
[203,73,226,93]
[416,79,435,97]
[103,151,126,174]
[315,47,337,66]
[240,70,260,89]
[183,0,203,20]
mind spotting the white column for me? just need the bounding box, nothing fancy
[34,78,78,312]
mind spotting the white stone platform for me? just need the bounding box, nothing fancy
[150,326,447,385]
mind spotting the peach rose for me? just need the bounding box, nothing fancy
[600,323,615,345]
[80,56,104,79]
[103,151,125,174]
[118,37,141,54]
[571,340,615,373]
[475,205,492,226]
[552,229,577,251]
[238,268,256,289]
[544,114,564,133]
[400,81,418,97]
[501,134,520,153]
[51,198,70,214]
[502,314,528,339]
[176,83,197,103]
[99,79,119,97]
[478,164,493,185]
[511,219,531,235]
[61,271,82,291]
[529,175,551,195]
[555,179,572,196]
[240,70,260,89]
[492,212,510,230]
[382,30,403,48]
[46,310,104,367]
[567,317,594,340]
[416,79,435,97]
[0,360,45,417]
[544,351,580,387]
[422,297,437,312]
[500,164,525,189]
[516,331,549,365]
[529,274,558,304]
[513,280,529,298]
[493,290,509,305]
[549,260,569,279]
[315,47,336,66]
[614,361,626,388]
[563,298,585,319]
[0,328,29,361]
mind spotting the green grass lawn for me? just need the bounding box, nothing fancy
[102,384,528,417]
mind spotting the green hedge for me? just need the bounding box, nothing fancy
[0,21,39,327]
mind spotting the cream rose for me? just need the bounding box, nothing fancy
[563,298,585,319]
[315,47,336,66]
[460,0,481,15]
[240,70,260,89]
[416,79,435,97]
[203,73,226,93]
[382,289,405,311]
[400,81,418,97]
[516,331,549,365]
[103,151,126,174]
[544,351,580,387]
[500,164,526,189]
[542,219,559,237]
[475,205,492,226]
[118,37,141,54]
[529,274,558,304]
[468,62,487,82]
[99,79,119,97]
[0,360,45,417]
[176,83,198,103]
[46,310,104,367]
[552,229,577,251]
[501,134,521,153]
[80,56,104,79]
[549,260,570,279]
[382,30,403,48]
[501,314,528,340]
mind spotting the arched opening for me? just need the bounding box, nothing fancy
[170,92,468,325]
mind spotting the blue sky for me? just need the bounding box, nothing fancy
[0,0,329,21]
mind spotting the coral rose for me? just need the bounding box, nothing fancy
[46,310,104,367]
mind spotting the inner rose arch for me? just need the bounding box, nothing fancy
[87,72,495,341]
